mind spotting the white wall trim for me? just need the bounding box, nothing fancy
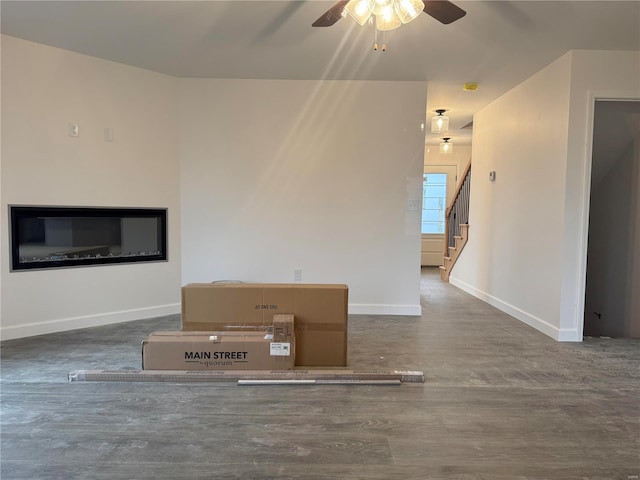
[449,276,581,342]
[0,303,180,341]
[348,304,422,316]
[557,328,581,342]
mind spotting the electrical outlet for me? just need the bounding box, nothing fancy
[68,123,79,137]
[293,269,302,282]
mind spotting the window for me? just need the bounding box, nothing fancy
[421,173,447,234]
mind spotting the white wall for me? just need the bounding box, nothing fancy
[451,50,640,341]
[450,53,572,339]
[1,36,182,340]
[179,79,426,314]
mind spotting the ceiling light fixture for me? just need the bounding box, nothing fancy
[431,109,449,134]
[345,0,424,29]
[439,137,453,155]
[343,0,424,50]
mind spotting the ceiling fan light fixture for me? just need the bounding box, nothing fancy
[431,109,449,134]
[440,137,453,155]
[344,0,373,25]
[376,4,402,30]
[395,0,424,23]
[312,0,466,28]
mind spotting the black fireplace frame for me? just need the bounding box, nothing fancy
[9,206,168,271]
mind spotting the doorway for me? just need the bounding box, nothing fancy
[583,100,640,338]
[421,165,457,266]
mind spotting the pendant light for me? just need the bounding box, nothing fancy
[431,109,449,134]
[439,137,453,155]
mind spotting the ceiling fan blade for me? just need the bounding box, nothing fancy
[312,0,350,27]
[422,0,466,24]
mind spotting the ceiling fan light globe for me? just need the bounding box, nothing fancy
[395,0,424,23]
[345,0,374,25]
[376,4,402,30]
[370,0,393,16]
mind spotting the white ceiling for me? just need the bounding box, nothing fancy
[1,1,639,146]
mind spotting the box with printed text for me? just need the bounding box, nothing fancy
[181,283,348,366]
[142,315,295,370]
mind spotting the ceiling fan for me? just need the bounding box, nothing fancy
[312,0,466,28]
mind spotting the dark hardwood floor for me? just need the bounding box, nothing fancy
[1,268,638,479]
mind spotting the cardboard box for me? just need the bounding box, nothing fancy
[272,313,295,342]
[181,283,348,367]
[142,327,295,371]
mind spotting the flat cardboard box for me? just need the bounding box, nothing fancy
[181,283,348,366]
[142,329,295,371]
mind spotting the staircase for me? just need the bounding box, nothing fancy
[440,224,469,282]
[439,161,471,282]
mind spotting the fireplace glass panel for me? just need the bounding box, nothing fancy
[10,206,167,271]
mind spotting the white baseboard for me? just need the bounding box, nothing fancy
[348,304,422,316]
[448,277,581,342]
[556,328,581,342]
[0,304,181,341]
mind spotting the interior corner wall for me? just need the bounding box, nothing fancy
[451,49,640,342]
[178,79,426,315]
[449,52,573,340]
[0,35,182,340]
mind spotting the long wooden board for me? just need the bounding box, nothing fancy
[68,369,425,384]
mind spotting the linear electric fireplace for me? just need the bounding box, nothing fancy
[10,206,167,271]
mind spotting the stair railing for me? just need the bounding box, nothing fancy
[444,161,472,257]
